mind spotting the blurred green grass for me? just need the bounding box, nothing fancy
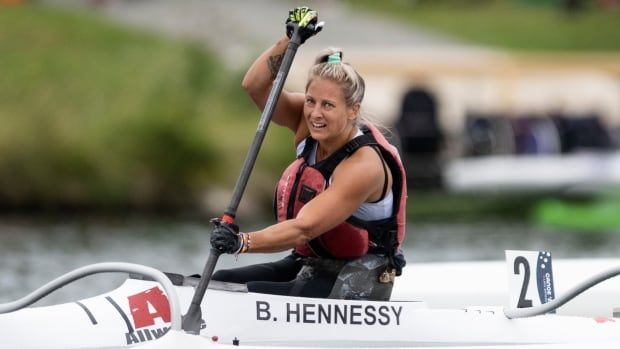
[349,0,620,51]
[0,4,292,211]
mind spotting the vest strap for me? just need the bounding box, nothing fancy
[303,132,378,179]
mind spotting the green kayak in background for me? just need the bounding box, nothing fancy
[533,195,620,231]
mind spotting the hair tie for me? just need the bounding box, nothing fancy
[327,52,342,64]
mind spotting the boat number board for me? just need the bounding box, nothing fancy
[506,250,556,310]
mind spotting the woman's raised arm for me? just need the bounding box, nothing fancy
[241,37,305,133]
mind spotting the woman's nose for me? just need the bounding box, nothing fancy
[310,105,321,117]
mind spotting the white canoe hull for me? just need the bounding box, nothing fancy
[395,258,620,317]
[138,330,620,349]
[1,258,620,348]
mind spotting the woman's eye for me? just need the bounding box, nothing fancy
[305,99,315,106]
[324,102,334,109]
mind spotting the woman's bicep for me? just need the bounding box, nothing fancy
[295,168,376,237]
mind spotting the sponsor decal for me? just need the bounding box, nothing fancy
[536,251,555,306]
[125,327,170,345]
[125,286,172,345]
[255,300,403,326]
[128,286,171,328]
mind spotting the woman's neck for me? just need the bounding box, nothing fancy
[316,125,358,162]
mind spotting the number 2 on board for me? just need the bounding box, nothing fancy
[513,256,533,308]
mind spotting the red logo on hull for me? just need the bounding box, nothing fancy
[128,286,171,328]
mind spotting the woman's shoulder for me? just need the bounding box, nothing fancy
[337,146,384,177]
[350,145,383,162]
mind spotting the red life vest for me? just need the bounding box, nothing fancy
[274,124,407,260]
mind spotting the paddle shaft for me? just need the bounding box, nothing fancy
[182,26,303,334]
[223,38,302,221]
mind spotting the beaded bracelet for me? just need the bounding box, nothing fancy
[245,232,252,252]
[239,232,251,254]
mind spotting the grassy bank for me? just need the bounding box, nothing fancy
[349,0,620,51]
[0,4,290,211]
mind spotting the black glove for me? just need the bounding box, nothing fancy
[210,218,242,254]
[286,6,324,44]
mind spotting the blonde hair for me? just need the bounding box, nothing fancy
[306,47,366,109]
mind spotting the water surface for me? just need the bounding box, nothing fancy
[1,216,618,305]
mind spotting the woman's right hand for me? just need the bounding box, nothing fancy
[210,218,242,254]
[285,6,323,44]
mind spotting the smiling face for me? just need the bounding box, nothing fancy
[304,78,359,146]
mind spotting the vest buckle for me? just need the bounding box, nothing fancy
[379,268,396,283]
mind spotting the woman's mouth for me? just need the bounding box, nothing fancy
[311,121,326,129]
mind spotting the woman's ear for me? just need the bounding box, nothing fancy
[347,103,360,120]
